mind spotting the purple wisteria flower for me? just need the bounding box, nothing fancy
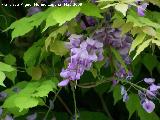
[58,35,103,87]
[144,78,155,84]
[136,0,148,16]
[121,85,129,102]
[142,99,155,113]
[138,78,160,113]
[27,7,41,16]
[144,78,160,97]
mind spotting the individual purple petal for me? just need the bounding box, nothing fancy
[138,90,146,101]
[121,85,126,95]
[126,71,133,80]
[95,42,103,48]
[142,99,155,113]
[26,113,37,120]
[80,22,87,30]
[112,80,117,86]
[58,79,70,87]
[89,54,98,61]
[123,92,129,102]
[60,69,69,78]
[4,115,13,120]
[149,84,160,92]
[86,38,96,46]
[0,92,7,100]
[0,107,3,116]
[146,90,156,99]
[144,78,155,84]
[137,3,148,16]
[86,16,96,26]
[80,42,88,49]
[27,7,41,16]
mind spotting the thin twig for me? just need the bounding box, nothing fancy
[43,88,62,120]
[57,95,73,116]
[98,93,114,120]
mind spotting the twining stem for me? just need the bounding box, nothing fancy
[122,80,146,91]
[43,88,62,120]
[71,86,78,120]
[57,95,73,116]
[76,77,113,89]
[98,93,114,120]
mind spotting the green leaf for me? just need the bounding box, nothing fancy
[121,22,133,35]
[115,3,128,16]
[50,40,68,56]
[0,71,6,87]
[42,15,57,32]
[80,3,103,18]
[32,79,57,97]
[142,54,158,73]
[23,46,41,67]
[130,33,146,53]
[138,105,159,120]
[113,85,122,105]
[127,10,160,29]
[5,8,53,40]
[142,26,156,36]
[3,78,58,112]
[112,19,125,28]
[125,94,140,119]
[31,66,42,80]
[4,54,16,65]
[0,62,15,72]
[126,94,159,120]
[79,111,109,120]
[101,3,117,9]
[152,39,160,47]
[133,39,152,60]
[7,107,28,117]
[51,6,80,26]
[15,95,39,112]
[45,25,68,50]
[11,22,34,40]
[5,70,17,84]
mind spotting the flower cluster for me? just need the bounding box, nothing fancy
[58,34,104,86]
[93,27,133,101]
[138,78,160,113]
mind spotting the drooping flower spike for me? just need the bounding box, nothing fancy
[58,35,104,87]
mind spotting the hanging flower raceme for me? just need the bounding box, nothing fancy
[58,34,104,87]
[138,78,160,113]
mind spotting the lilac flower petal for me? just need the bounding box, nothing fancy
[26,113,37,120]
[0,107,3,116]
[144,78,155,84]
[142,99,155,113]
[89,54,97,61]
[58,79,70,87]
[137,3,148,16]
[123,92,129,102]
[149,84,160,92]
[121,85,126,95]
[60,69,69,78]
[86,38,96,46]
[146,90,156,99]
[4,115,13,120]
